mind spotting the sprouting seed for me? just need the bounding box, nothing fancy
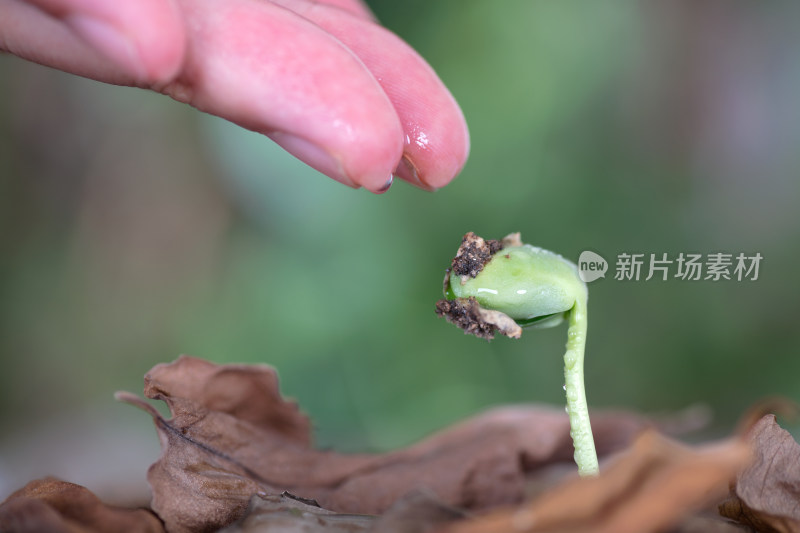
[435,232,599,476]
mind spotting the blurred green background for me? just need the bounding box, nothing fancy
[2,1,799,503]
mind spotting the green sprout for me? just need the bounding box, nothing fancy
[435,232,599,476]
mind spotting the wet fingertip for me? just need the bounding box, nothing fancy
[269,132,361,189]
[394,154,437,192]
[368,175,394,194]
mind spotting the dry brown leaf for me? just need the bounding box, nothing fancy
[369,489,468,533]
[219,489,466,533]
[438,429,750,533]
[118,355,654,533]
[218,491,374,533]
[0,478,164,533]
[670,512,753,532]
[719,415,800,533]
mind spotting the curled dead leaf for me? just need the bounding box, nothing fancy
[118,356,654,532]
[439,430,751,533]
[4,355,777,533]
[219,489,466,533]
[218,491,374,533]
[0,478,164,533]
[369,490,468,533]
[720,414,800,533]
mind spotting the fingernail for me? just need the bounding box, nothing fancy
[394,154,436,191]
[374,175,393,194]
[269,132,357,188]
[67,15,146,79]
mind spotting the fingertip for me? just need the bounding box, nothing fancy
[269,132,358,189]
[396,75,470,190]
[372,175,394,194]
[269,105,403,193]
[269,128,402,194]
[394,154,434,191]
[339,131,404,193]
[392,106,470,191]
[411,117,471,191]
[282,4,471,191]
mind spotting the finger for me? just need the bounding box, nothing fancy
[274,0,470,190]
[0,0,185,85]
[167,0,404,193]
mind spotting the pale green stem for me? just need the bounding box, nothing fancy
[563,296,599,476]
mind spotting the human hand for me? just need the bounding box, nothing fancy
[0,0,469,192]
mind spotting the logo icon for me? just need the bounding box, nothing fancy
[578,251,608,283]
